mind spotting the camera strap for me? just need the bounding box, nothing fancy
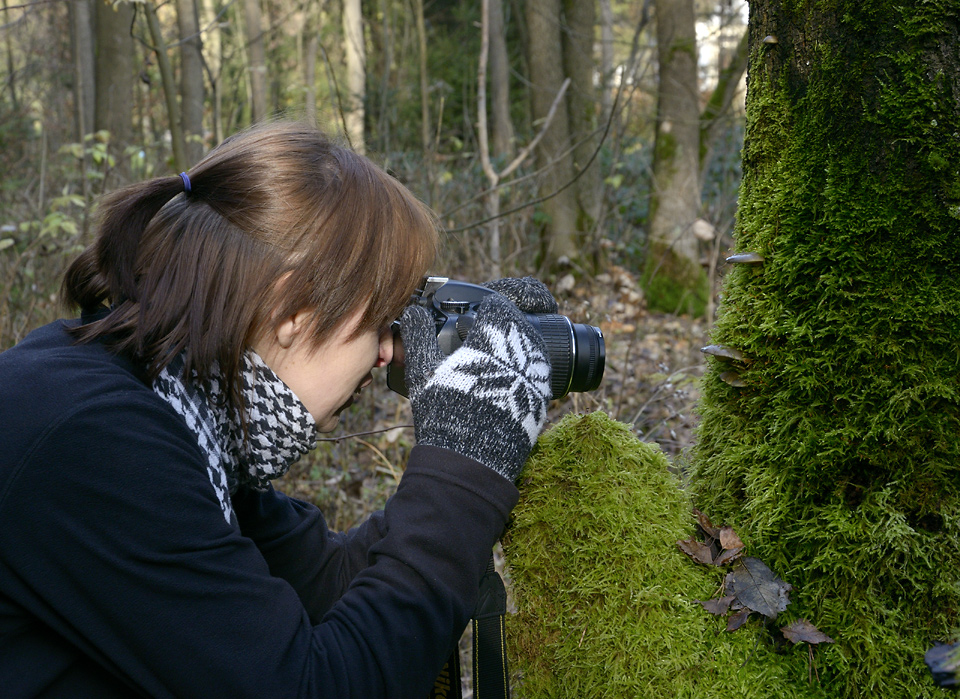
[429,553,510,699]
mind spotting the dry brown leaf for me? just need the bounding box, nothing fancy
[719,526,744,550]
[726,608,751,632]
[713,546,744,566]
[695,594,737,616]
[693,509,720,539]
[677,537,715,566]
[781,619,835,645]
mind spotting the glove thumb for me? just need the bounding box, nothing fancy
[398,305,444,399]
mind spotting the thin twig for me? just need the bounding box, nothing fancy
[316,424,414,443]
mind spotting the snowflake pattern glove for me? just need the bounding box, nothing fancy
[399,293,552,482]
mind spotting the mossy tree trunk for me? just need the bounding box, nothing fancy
[692,0,960,696]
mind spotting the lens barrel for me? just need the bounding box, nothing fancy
[528,314,605,398]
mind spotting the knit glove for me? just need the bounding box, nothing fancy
[399,291,552,482]
[482,276,559,315]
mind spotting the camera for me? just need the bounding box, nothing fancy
[387,276,605,399]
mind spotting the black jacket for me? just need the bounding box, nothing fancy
[0,320,518,697]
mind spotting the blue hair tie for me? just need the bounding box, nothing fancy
[179,171,192,194]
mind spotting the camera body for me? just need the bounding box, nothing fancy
[387,277,605,399]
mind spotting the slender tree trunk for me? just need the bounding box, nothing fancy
[526,0,579,265]
[649,0,701,266]
[693,0,960,694]
[69,0,95,143]
[412,0,430,155]
[177,0,205,164]
[304,30,319,126]
[145,1,188,172]
[200,0,223,143]
[243,0,268,123]
[2,0,19,114]
[70,0,94,239]
[342,0,365,153]
[94,0,135,175]
[599,0,614,124]
[562,0,601,228]
[488,0,514,159]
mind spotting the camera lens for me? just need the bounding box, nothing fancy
[528,315,605,399]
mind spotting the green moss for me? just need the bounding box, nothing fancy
[691,0,960,696]
[642,241,710,316]
[503,413,823,698]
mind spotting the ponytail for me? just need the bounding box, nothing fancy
[62,175,186,312]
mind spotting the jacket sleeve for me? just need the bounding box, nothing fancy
[231,484,389,623]
[0,392,518,699]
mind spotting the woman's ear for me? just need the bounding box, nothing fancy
[275,310,311,349]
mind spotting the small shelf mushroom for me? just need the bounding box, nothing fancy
[726,252,765,264]
[701,344,748,363]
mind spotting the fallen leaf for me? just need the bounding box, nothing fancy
[725,557,792,618]
[781,619,835,645]
[695,594,737,616]
[726,608,751,632]
[677,537,715,566]
[719,526,744,550]
[693,509,720,539]
[713,546,744,566]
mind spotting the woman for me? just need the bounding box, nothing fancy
[0,122,554,697]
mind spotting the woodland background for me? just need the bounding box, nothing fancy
[5,1,960,696]
[0,0,746,527]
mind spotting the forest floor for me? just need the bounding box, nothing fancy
[279,266,714,531]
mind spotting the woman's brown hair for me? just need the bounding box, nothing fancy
[63,121,438,415]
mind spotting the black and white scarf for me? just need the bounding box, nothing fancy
[152,351,317,522]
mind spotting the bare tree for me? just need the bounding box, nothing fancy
[562,0,601,229]
[144,1,188,171]
[200,0,224,143]
[69,0,95,143]
[478,0,569,277]
[94,0,135,172]
[243,0,268,123]
[525,0,579,265]
[488,0,514,159]
[177,0,205,165]
[342,0,365,153]
[649,0,701,266]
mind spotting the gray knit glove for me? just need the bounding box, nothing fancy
[481,276,559,315]
[399,291,553,481]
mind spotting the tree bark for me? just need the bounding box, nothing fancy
[342,0,365,153]
[200,0,224,143]
[525,0,579,265]
[692,0,960,693]
[562,0,601,229]
[145,1,188,172]
[69,0,95,143]
[412,0,429,155]
[488,0,514,159]
[177,0,205,164]
[243,0,268,123]
[599,0,614,123]
[649,0,701,265]
[94,0,135,171]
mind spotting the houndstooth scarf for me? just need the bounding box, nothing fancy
[152,351,317,522]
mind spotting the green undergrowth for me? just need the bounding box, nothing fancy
[503,412,826,698]
[642,241,710,317]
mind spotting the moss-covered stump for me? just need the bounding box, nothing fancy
[502,412,825,698]
[690,1,960,697]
